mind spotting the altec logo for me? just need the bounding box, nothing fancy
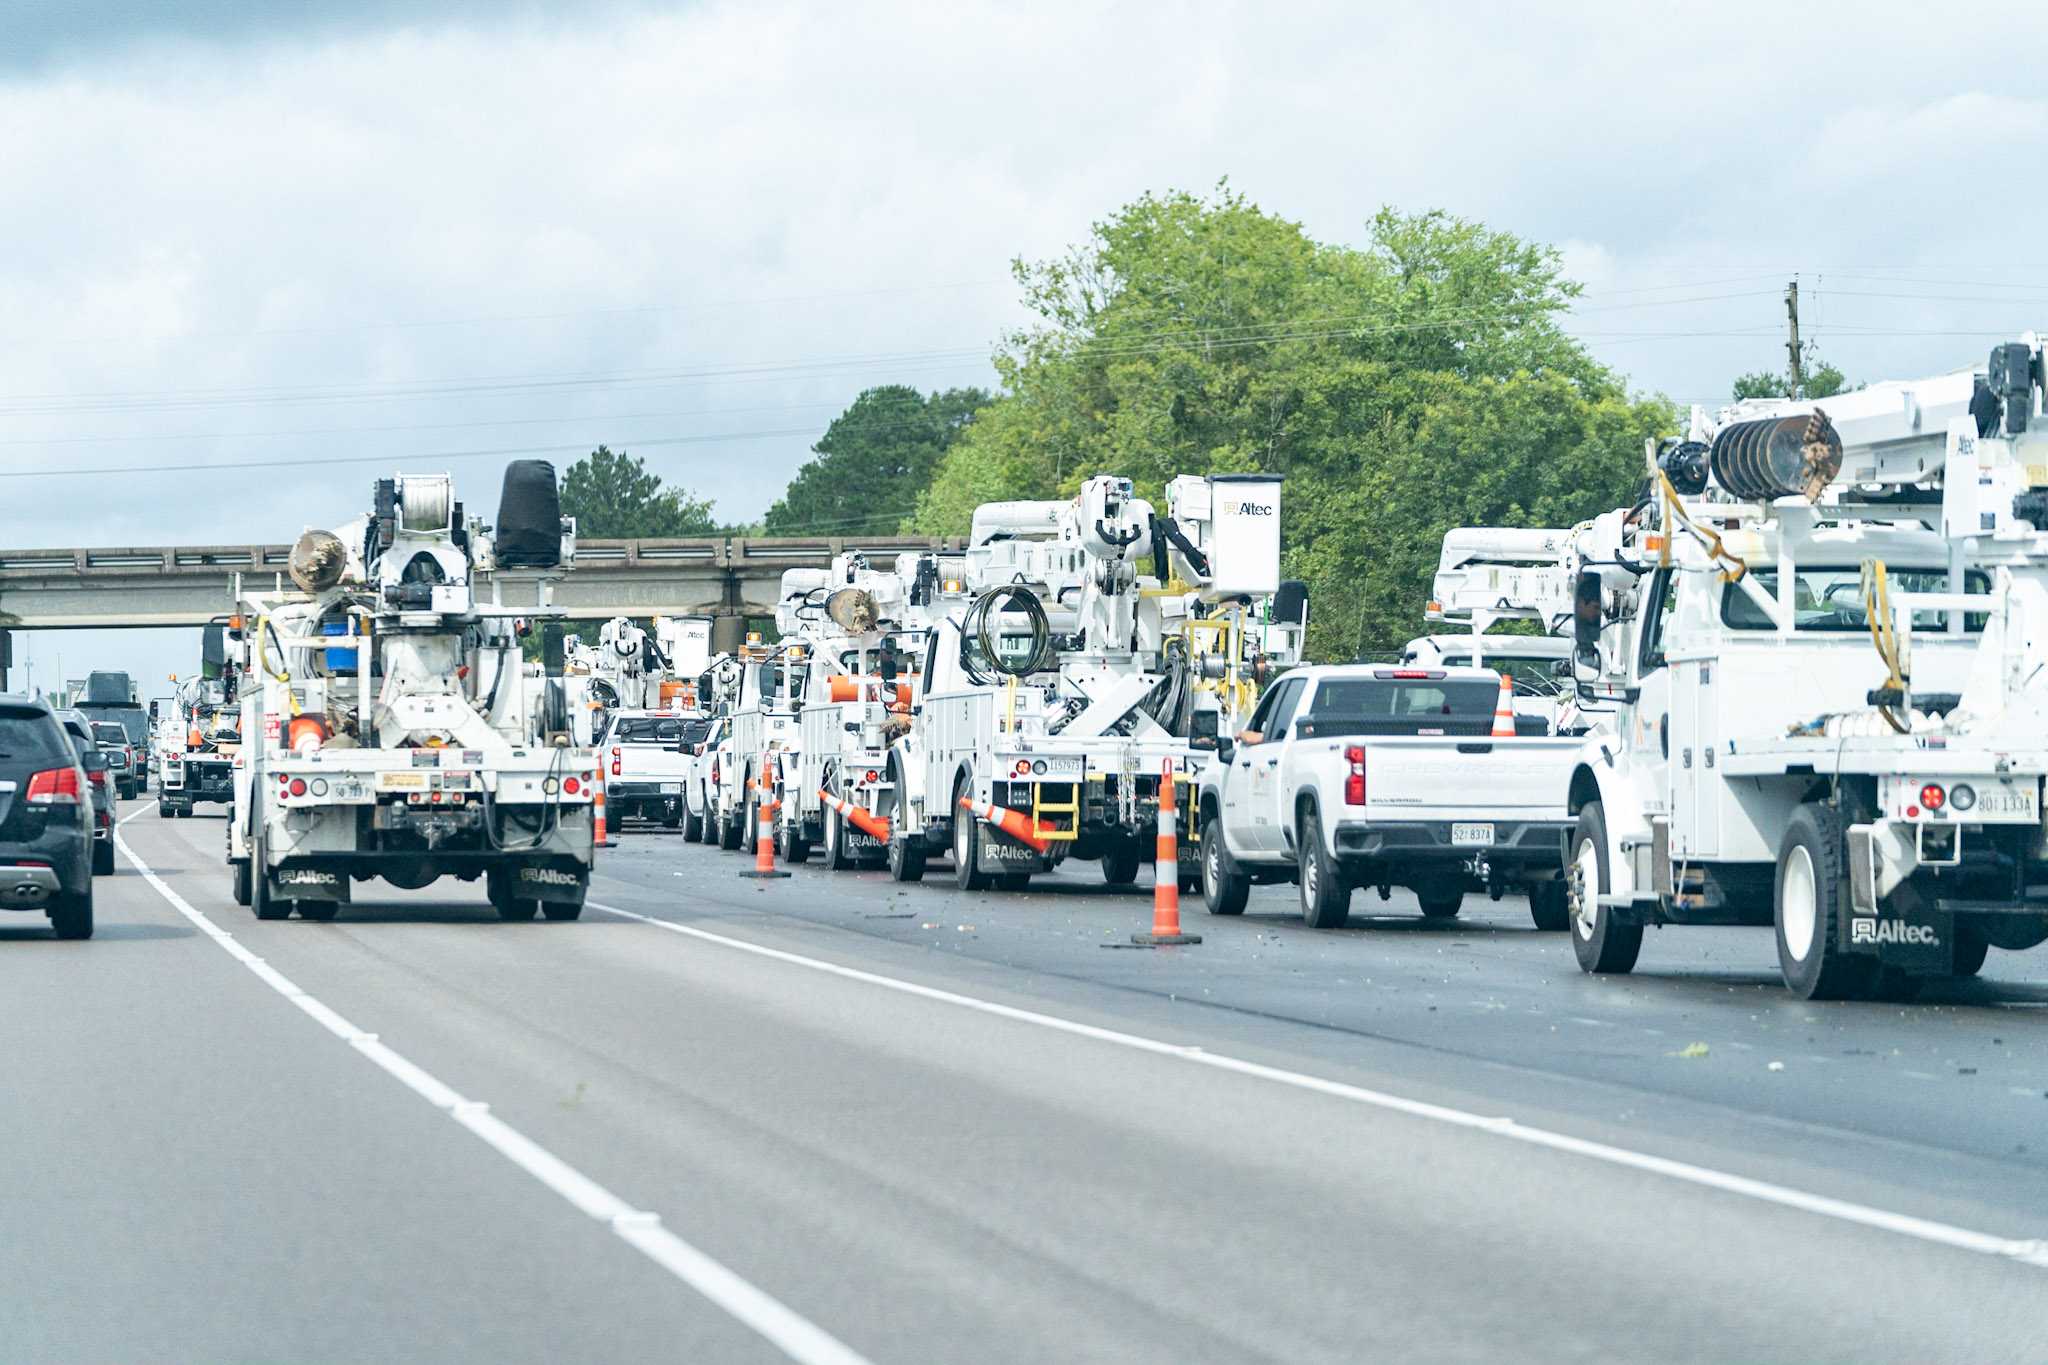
[1233,501,1275,516]
[519,867,581,887]
[1851,919,1939,946]
[280,868,337,886]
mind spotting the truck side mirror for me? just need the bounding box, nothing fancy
[1216,736,1236,764]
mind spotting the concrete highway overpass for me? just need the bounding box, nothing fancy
[0,535,958,651]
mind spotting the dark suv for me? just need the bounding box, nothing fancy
[57,710,117,877]
[0,696,95,938]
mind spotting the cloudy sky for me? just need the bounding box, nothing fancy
[7,0,2048,690]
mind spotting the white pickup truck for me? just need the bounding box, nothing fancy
[1195,664,1583,929]
[598,709,700,829]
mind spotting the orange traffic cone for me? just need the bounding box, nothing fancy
[594,771,616,848]
[957,795,1052,854]
[741,761,790,879]
[819,788,891,842]
[1490,672,1516,738]
[1132,758,1200,946]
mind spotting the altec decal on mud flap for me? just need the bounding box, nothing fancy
[517,866,583,887]
[279,868,339,887]
[1852,919,1940,947]
[978,831,1039,867]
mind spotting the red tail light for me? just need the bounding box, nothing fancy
[611,760,622,776]
[26,767,81,804]
[88,769,113,791]
[1344,744,1366,806]
[287,778,307,797]
[563,776,582,796]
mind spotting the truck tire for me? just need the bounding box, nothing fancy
[822,781,854,871]
[888,826,927,882]
[953,778,991,892]
[682,802,704,842]
[1527,880,1570,931]
[49,886,93,940]
[1100,845,1141,886]
[718,803,743,850]
[1417,887,1463,920]
[233,860,252,907]
[297,900,339,922]
[1296,805,1351,928]
[158,799,172,819]
[1201,810,1250,916]
[543,901,584,921]
[1775,803,1878,1000]
[996,873,1031,892]
[486,869,540,922]
[252,878,293,921]
[1569,801,1641,974]
[176,805,192,819]
[778,816,810,865]
[93,840,114,877]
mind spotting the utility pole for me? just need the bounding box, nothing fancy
[1784,279,1803,398]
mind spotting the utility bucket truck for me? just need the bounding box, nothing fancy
[886,473,1303,891]
[786,549,964,870]
[713,617,810,855]
[1404,527,1583,734]
[155,627,241,817]
[1566,338,2048,998]
[226,463,600,923]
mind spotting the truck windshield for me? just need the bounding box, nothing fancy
[1721,568,1988,632]
[1313,677,1502,720]
[92,723,128,745]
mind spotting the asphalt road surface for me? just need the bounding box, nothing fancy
[4,800,2045,1363]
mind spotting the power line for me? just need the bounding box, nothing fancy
[0,286,1783,419]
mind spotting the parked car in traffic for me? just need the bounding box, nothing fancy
[92,720,142,800]
[57,710,117,876]
[0,696,96,937]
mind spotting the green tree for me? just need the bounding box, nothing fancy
[1732,349,1850,401]
[912,185,1672,658]
[560,445,718,538]
[763,386,988,537]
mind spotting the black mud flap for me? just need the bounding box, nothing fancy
[516,863,588,904]
[976,825,1052,874]
[1844,904,1952,974]
[272,865,349,903]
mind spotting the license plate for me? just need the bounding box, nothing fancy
[660,783,681,795]
[1970,784,2038,821]
[1450,822,1494,847]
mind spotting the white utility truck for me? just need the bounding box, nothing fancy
[785,549,964,870]
[714,627,809,853]
[226,463,599,922]
[1404,525,1583,734]
[155,638,241,817]
[1565,338,2048,997]
[886,473,1303,890]
[1197,663,1582,927]
[598,708,700,829]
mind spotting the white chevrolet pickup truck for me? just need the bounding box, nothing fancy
[1195,664,1584,929]
[598,710,700,829]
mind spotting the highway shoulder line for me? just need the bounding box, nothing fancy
[589,899,2048,1272]
[115,813,871,1365]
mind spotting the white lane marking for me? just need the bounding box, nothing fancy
[116,822,871,1365]
[590,901,2048,1271]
